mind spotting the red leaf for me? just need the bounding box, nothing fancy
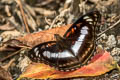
[18,50,118,80]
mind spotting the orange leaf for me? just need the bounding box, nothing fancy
[0,24,71,52]
[17,24,71,47]
[18,50,118,80]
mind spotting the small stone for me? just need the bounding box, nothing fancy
[45,25,50,29]
[111,48,120,56]
[106,35,116,49]
[17,56,31,72]
[111,48,120,62]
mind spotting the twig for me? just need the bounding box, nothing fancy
[49,16,59,29]
[36,0,54,6]
[2,59,15,71]
[97,19,120,37]
[96,18,120,41]
[16,0,30,33]
[45,17,52,25]
[0,48,26,62]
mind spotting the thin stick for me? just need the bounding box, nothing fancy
[97,19,120,36]
[2,58,15,71]
[45,17,52,25]
[17,0,30,33]
[0,48,26,62]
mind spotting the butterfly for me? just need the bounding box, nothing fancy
[28,11,101,71]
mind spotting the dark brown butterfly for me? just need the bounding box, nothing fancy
[28,11,101,71]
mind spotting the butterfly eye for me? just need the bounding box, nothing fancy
[28,11,101,72]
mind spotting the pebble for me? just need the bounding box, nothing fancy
[111,48,120,62]
[111,48,120,56]
[17,56,31,72]
[106,35,116,49]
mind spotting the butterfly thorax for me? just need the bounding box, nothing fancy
[54,34,78,60]
[54,34,71,51]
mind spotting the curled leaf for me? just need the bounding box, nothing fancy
[0,39,28,52]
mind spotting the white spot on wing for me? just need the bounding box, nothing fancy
[43,51,49,57]
[82,26,88,29]
[44,50,74,58]
[78,35,85,41]
[58,50,73,58]
[34,47,38,52]
[35,50,39,56]
[81,26,88,34]
[71,41,82,54]
[46,45,48,47]
[86,19,93,21]
[39,54,41,57]
[89,22,92,24]
[81,30,88,34]
[83,16,90,19]
[66,69,70,71]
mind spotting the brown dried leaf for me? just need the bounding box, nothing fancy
[17,24,71,47]
[0,23,15,31]
[0,66,13,80]
[0,39,27,52]
[1,30,21,41]
[0,24,71,52]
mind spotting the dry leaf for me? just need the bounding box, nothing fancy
[1,30,21,41]
[0,66,13,80]
[0,39,28,52]
[0,59,14,80]
[16,24,71,47]
[0,23,15,31]
[18,50,118,80]
[0,24,71,52]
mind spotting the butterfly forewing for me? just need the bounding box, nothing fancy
[28,11,101,71]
